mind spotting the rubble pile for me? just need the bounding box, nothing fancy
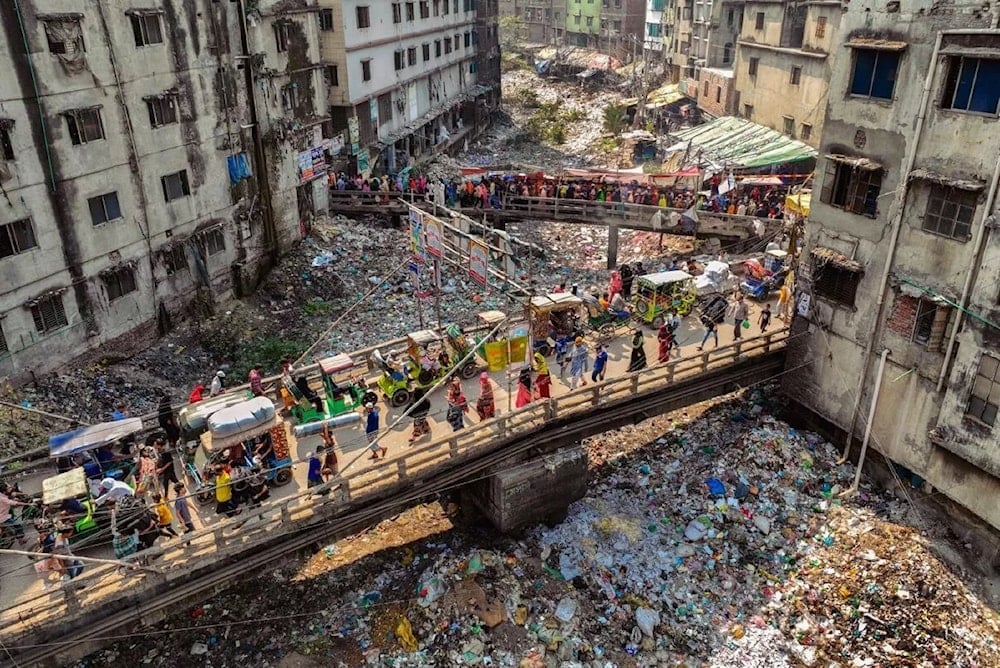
[84,394,1000,667]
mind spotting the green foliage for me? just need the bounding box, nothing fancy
[602,104,627,137]
[302,300,332,316]
[507,86,541,108]
[526,101,580,145]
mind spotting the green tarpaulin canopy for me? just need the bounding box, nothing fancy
[667,116,817,169]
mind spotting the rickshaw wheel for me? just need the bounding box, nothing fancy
[362,390,379,406]
[274,468,293,486]
[599,322,616,338]
[391,388,411,407]
[536,343,551,356]
[460,362,478,380]
[197,490,214,505]
[635,298,650,315]
[651,315,665,329]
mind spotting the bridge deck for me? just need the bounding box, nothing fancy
[0,325,790,665]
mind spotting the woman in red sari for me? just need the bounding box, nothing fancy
[657,324,674,363]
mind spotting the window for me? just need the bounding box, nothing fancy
[812,258,862,306]
[715,86,721,103]
[103,266,138,301]
[420,0,430,18]
[586,16,593,26]
[702,81,709,97]
[274,22,289,52]
[923,186,977,240]
[31,294,68,334]
[941,57,1000,115]
[161,170,190,202]
[434,0,440,16]
[742,103,753,119]
[754,12,764,29]
[850,49,900,100]
[146,95,178,127]
[319,8,334,31]
[281,84,299,111]
[393,2,402,23]
[435,40,442,57]
[801,123,812,141]
[748,57,759,77]
[967,353,1000,426]
[406,2,415,20]
[361,59,372,81]
[613,20,621,31]
[407,46,417,66]
[815,16,827,38]
[0,218,38,259]
[464,32,471,48]
[723,42,732,64]
[783,116,795,136]
[163,245,188,275]
[394,49,405,71]
[443,0,449,14]
[444,39,452,54]
[130,13,163,46]
[0,122,13,161]
[378,93,393,123]
[88,192,121,225]
[65,108,104,144]
[0,322,7,356]
[43,18,85,55]
[574,15,580,25]
[454,34,460,50]
[820,157,883,217]
[422,43,431,61]
[203,228,226,256]
[356,6,370,28]
[790,66,802,85]
[325,64,339,86]
[911,297,939,345]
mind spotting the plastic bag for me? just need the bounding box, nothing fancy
[417,576,446,607]
[396,617,418,652]
[554,597,577,622]
[635,607,660,637]
[742,319,751,329]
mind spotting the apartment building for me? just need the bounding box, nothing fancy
[320,0,500,175]
[599,0,646,61]
[499,0,559,44]
[730,0,842,147]
[666,0,741,118]
[0,0,325,385]
[644,0,671,58]
[786,1,1000,530]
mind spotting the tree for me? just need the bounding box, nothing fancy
[602,104,627,138]
[498,15,526,50]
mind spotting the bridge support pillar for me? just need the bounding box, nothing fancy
[460,444,588,534]
[607,224,620,270]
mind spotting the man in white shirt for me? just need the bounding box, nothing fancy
[94,478,133,506]
[210,370,225,396]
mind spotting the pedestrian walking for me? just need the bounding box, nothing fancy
[475,372,495,421]
[569,337,590,389]
[408,387,432,443]
[445,377,468,432]
[759,303,772,332]
[155,439,179,500]
[657,324,674,363]
[321,423,339,478]
[608,271,623,301]
[555,337,570,378]
[172,483,195,533]
[0,489,30,544]
[628,330,647,372]
[697,319,719,351]
[307,447,327,493]
[776,283,791,320]
[516,367,534,407]
[533,351,552,399]
[619,263,634,298]
[151,493,179,538]
[210,370,225,396]
[157,391,181,447]
[732,295,749,339]
[591,344,608,383]
[214,465,240,518]
[364,403,386,460]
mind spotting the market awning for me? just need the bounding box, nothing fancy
[667,116,817,169]
[909,168,984,191]
[785,191,811,216]
[810,246,864,273]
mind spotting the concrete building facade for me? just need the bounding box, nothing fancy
[599,0,646,61]
[0,0,326,385]
[730,0,842,147]
[787,0,1000,532]
[320,0,500,175]
[499,0,559,44]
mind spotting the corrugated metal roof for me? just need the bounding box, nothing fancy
[667,116,817,169]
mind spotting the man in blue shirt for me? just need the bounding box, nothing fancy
[591,344,609,383]
[365,404,386,461]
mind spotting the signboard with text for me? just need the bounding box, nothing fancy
[409,209,425,263]
[424,215,444,258]
[469,238,488,287]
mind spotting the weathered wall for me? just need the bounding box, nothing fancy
[786,0,1000,530]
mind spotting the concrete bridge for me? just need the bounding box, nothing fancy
[326,190,782,268]
[0,327,789,667]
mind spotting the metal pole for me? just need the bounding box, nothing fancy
[843,349,890,495]
[434,258,443,329]
[506,317,513,413]
[414,263,426,328]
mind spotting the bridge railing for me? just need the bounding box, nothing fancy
[0,327,790,637]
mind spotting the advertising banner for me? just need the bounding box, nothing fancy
[424,215,444,258]
[409,209,425,263]
[469,238,488,287]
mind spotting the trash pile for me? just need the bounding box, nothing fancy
[84,394,1000,667]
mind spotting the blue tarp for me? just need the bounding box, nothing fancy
[48,418,144,459]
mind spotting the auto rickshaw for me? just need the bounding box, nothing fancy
[633,270,698,328]
[527,293,584,356]
[372,348,413,407]
[40,467,112,548]
[48,418,144,481]
[193,397,294,503]
[373,329,480,407]
[318,353,377,415]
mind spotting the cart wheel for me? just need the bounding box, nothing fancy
[273,468,293,487]
[460,362,478,380]
[196,490,214,505]
[599,322,616,338]
[362,390,379,406]
[391,388,410,407]
[536,343,551,357]
[651,315,665,329]
[635,298,650,315]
